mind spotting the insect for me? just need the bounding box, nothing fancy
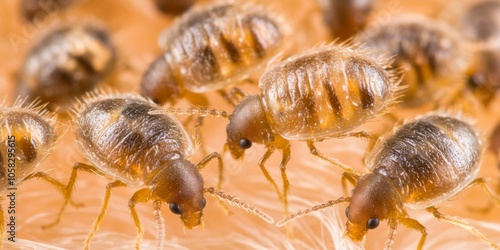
[488,122,500,196]
[152,44,399,223]
[463,45,500,107]
[47,93,273,250]
[142,1,286,106]
[356,14,467,107]
[153,0,195,15]
[0,99,69,248]
[277,114,500,249]
[459,0,500,43]
[16,23,117,113]
[320,0,375,41]
[21,0,76,22]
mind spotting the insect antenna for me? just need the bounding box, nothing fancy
[204,187,274,224]
[149,106,230,119]
[276,197,351,227]
[153,201,165,250]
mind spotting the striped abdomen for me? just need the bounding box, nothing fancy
[366,115,481,209]
[75,94,194,186]
[162,2,284,93]
[259,45,396,141]
[0,106,56,191]
[357,15,465,106]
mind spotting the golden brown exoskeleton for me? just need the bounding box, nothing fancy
[356,14,467,107]
[17,23,117,113]
[278,114,500,249]
[152,44,400,225]
[141,1,286,106]
[153,0,195,15]
[0,99,68,248]
[48,93,273,250]
[464,45,500,107]
[21,0,76,22]
[320,0,375,41]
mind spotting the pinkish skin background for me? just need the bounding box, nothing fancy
[0,0,500,249]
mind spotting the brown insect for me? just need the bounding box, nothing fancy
[277,114,500,249]
[460,0,500,43]
[151,44,400,224]
[47,92,273,250]
[153,0,195,15]
[356,14,467,107]
[0,99,68,248]
[142,1,286,106]
[320,0,375,41]
[17,23,117,113]
[21,0,76,22]
[463,45,500,107]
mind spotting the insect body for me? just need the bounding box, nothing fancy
[17,24,117,112]
[142,1,286,105]
[356,15,466,107]
[222,45,398,220]
[278,114,500,249]
[21,0,76,22]
[51,93,273,250]
[0,100,68,248]
[153,0,195,15]
[460,0,500,43]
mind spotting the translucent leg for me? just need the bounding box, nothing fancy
[307,141,362,176]
[197,152,229,214]
[84,180,127,250]
[426,206,499,249]
[341,172,360,197]
[398,216,427,250]
[129,188,152,250]
[258,148,283,202]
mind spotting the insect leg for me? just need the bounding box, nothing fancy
[279,146,292,236]
[197,152,230,214]
[193,115,208,156]
[43,162,102,229]
[398,216,427,250]
[84,180,127,250]
[258,147,283,202]
[306,141,362,176]
[426,206,499,249]
[128,188,152,250]
[22,171,67,198]
[341,172,360,196]
[465,178,500,213]
[217,89,237,107]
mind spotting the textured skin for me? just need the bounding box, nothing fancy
[0,106,56,191]
[18,24,116,112]
[357,15,465,106]
[75,94,194,186]
[365,115,481,209]
[259,45,396,141]
[155,2,283,93]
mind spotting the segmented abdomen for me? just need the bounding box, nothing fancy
[0,106,56,191]
[75,94,194,186]
[366,115,481,209]
[162,2,283,93]
[260,45,396,140]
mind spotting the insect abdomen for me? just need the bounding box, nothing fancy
[163,2,283,93]
[260,46,396,141]
[366,115,481,209]
[75,94,193,186]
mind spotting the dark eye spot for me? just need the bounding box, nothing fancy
[169,203,182,215]
[201,197,207,208]
[238,138,252,149]
[366,217,379,229]
[345,207,349,217]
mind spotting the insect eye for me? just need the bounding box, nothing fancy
[201,197,207,208]
[238,138,252,149]
[169,203,182,215]
[345,207,349,217]
[366,217,380,229]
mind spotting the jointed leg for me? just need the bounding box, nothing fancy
[279,146,292,236]
[22,171,69,200]
[426,206,499,249]
[129,188,152,250]
[230,87,246,103]
[465,178,500,213]
[193,115,208,156]
[341,172,360,197]
[398,216,427,250]
[307,141,362,176]
[258,148,283,202]
[84,180,127,250]
[44,162,101,229]
[197,152,224,190]
[217,89,237,107]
